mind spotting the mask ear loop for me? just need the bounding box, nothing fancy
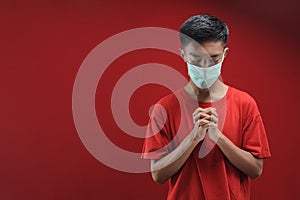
[221,47,229,62]
[218,47,228,64]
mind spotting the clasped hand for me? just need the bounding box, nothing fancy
[192,107,221,143]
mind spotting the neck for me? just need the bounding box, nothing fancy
[184,79,228,102]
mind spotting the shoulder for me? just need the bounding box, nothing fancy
[228,86,260,116]
[228,86,257,106]
[156,89,183,108]
[149,89,185,118]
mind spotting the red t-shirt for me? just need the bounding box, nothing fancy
[142,86,271,200]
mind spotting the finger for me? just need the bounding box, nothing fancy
[197,119,211,126]
[193,107,217,116]
[193,107,218,124]
[202,122,214,128]
[210,115,218,124]
[195,113,218,123]
[193,107,205,116]
[193,107,207,123]
[202,107,217,114]
[203,122,218,129]
[195,107,216,115]
[210,108,218,118]
[193,112,210,121]
[202,107,218,119]
[193,113,211,122]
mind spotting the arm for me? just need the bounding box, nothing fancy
[206,108,263,179]
[214,130,263,179]
[150,107,220,184]
[151,126,204,184]
[150,107,219,184]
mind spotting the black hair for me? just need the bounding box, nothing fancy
[179,14,229,47]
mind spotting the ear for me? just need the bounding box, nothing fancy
[180,48,187,62]
[224,47,229,58]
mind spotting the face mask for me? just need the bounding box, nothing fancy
[187,51,226,89]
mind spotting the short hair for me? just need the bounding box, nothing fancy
[179,14,229,47]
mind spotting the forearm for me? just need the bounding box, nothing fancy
[216,131,263,179]
[151,127,201,184]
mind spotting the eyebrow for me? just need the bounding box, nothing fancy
[189,53,201,57]
[189,53,221,58]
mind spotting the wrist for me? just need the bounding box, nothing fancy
[189,126,202,143]
[215,130,225,145]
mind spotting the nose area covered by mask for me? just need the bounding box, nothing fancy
[198,58,214,69]
[187,51,226,89]
[187,62,222,88]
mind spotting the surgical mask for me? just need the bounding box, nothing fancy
[187,51,226,89]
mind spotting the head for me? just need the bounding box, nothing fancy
[180,14,229,68]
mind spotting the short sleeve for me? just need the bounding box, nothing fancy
[242,100,271,159]
[141,104,171,160]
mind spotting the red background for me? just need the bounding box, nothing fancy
[1,0,300,199]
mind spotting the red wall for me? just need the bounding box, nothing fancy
[1,0,299,199]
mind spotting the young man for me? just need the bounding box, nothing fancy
[142,14,271,199]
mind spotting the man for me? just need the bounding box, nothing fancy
[142,14,271,200]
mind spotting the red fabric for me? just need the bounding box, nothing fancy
[142,86,271,200]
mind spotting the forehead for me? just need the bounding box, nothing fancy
[183,40,224,56]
